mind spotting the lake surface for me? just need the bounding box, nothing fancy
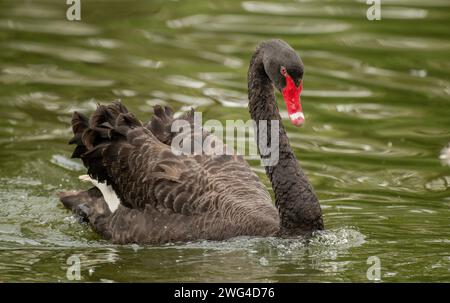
[0,0,449,282]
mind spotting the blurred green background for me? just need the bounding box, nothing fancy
[0,0,449,282]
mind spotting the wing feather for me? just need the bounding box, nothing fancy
[68,102,278,233]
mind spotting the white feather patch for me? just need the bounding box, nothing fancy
[79,175,121,212]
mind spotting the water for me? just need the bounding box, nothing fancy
[0,0,449,282]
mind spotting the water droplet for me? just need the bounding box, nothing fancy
[259,257,269,266]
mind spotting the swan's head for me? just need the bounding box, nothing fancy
[262,40,305,127]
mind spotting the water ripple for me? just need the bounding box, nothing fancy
[243,1,428,20]
[0,65,114,87]
[50,154,84,172]
[202,87,248,108]
[440,144,450,166]
[165,75,205,89]
[340,34,450,51]
[7,41,107,64]
[176,227,365,256]
[168,14,351,34]
[0,19,99,36]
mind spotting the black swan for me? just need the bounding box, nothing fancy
[58,39,324,244]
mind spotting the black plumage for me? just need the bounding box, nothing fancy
[59,39,323,244]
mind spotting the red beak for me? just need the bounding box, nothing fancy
[282,76,304,127]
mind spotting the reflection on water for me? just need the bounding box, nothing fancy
[0,19,99,36]
[440,144,450,167]
[0,65,114,87]
[242,1,429,19]
[7,41,108,63]
[0,0,449,282]
[168,14,352,34]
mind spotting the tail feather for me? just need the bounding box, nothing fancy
[64,102,142,191]
[146,105,196,145]
[145,105,175,144]
[69,111,89,158]
[60,101,162,238]
[115,112,142,136]
[60,102,205,241]
[62,102,181,216]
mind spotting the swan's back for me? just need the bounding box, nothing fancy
[59,102,279,244]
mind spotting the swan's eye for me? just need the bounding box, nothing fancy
[280,66,287,76]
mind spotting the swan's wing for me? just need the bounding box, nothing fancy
[145,105,212,148]
[144,105,178,145]
[69,102,272,216]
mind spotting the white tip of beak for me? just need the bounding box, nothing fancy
[289,112,305,127]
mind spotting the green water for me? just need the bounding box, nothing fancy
[0,0,449,282]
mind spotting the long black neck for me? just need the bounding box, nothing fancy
[248,47,323,235]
